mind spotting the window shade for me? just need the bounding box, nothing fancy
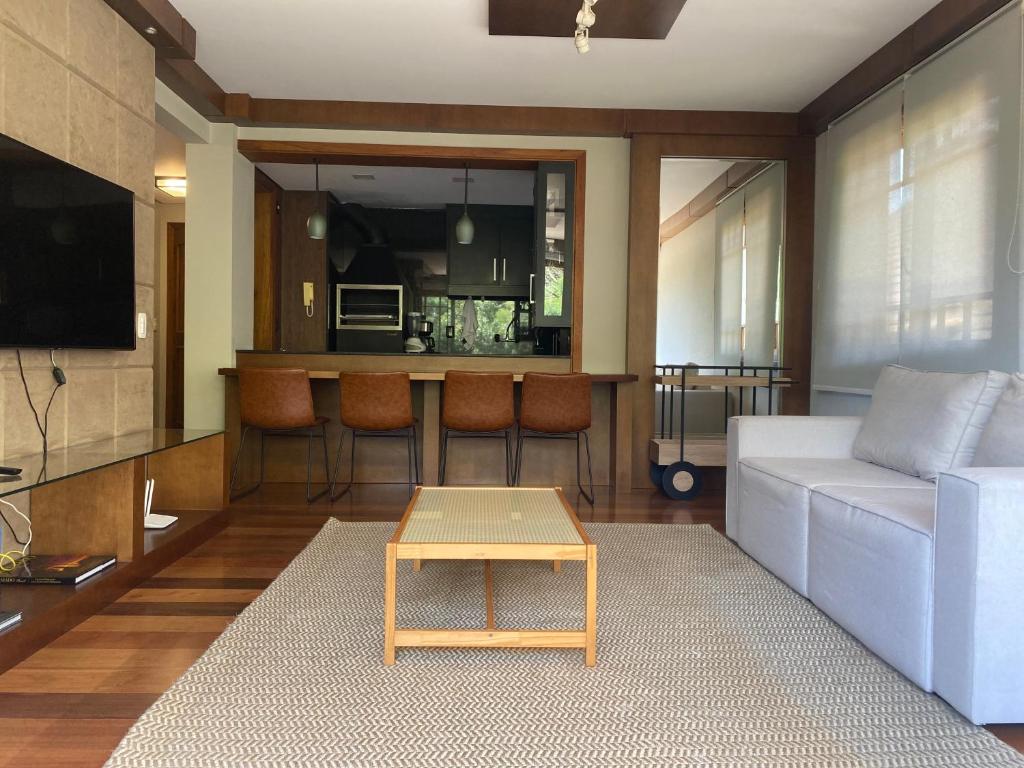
[899,10,1021,374]
[715,188,744,365]
[814,84,904,389]
[743,163,785,366]
[814,6,1023,391]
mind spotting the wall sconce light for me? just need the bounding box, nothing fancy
[155,176,187,198]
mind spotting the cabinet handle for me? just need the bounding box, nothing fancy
[493,258,497,282]
[502,258,507,281]
[529,273,535,299]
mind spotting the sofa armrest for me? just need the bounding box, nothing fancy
[933,468,1024,724]
[726,416,862,540]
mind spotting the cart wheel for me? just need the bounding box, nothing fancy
[661,461,703,500]
[649,461,666,488]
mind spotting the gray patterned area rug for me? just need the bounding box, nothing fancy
[105,521,1024,767]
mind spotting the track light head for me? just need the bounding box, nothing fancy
[574,27,590,54]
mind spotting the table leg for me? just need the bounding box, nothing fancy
[585,545,597,667]
[552,560,561,573]
[413,559,422,572]
[384,542,397,665]
[484,559,495,630]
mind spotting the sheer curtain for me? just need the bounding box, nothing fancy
[714,190,744,365]
[814,6,1022,392]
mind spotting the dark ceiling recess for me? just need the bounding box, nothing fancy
[488,0,688,40]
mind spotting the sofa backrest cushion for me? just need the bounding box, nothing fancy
[973,374,1024,468]
[853,366,1008,481]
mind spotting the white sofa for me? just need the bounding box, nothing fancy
[726,366,1024,725]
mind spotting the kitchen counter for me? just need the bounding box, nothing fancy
[220,351,635,491]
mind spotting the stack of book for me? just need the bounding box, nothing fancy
[0,554,115,585]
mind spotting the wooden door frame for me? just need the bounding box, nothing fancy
[237,140,587,371]
[626,134,815,488]
[165,221,186,428]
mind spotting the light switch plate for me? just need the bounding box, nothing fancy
[137,312,147,339]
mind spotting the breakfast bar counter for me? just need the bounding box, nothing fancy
[219,352,636,492]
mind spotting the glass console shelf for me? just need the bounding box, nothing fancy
[0,428,223,499]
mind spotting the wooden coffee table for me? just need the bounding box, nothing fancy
[385,486,597,666]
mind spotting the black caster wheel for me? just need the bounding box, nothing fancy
[649,461,666,489]
[661,461,704,500]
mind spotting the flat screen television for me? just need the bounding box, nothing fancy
[0,131,136,350]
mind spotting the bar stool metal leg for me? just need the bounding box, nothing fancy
[504,428,514,486]
[439,428,450,486]
[330,429,356,502]
[304,424,330,504]
[229,426,264,501]
[411,424,421,486]
[577,430,595,505]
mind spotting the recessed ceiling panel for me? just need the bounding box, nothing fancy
[489,0,688,40]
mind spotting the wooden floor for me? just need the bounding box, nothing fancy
[0,483,1018,766]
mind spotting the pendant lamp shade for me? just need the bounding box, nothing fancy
[456,164,474,245]
[307,161,327,240]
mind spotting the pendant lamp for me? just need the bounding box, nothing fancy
[307,160,327,240]
[456,164,475,245]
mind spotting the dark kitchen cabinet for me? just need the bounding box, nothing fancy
[447,204,533,298]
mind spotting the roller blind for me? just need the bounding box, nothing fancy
[743,163,785,367]
[814,6,1023,391]
[814,84,904,389]
[899,10,1021,373]
[715,189,744,365]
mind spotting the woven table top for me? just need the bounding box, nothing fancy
[400,488,584,545]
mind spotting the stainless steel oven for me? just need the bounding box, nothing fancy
[335,284,403,332]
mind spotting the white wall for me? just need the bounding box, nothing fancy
[184,123,254,429]
[656,211,716,366]
[153,202,186,427]
[237,126,630,374]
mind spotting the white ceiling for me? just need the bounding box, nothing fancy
[660,159,733,223]
[259,164,536,208]
[171,0,940,111]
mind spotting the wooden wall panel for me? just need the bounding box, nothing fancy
[626,136,663,490]
[279,191,328,353]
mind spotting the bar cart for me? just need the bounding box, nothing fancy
[651,364,791,500]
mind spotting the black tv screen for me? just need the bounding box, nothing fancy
[0,132,135,350]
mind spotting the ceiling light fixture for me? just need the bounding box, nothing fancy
[455,163,475,245]
[155,176,186,198]
[574,0,597,54]
[307,161,327,240]
[143,26,158,35]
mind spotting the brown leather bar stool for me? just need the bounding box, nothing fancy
[439,371,515,486]
[229,368,331,503]
[330,372,419,500]
[514,372,594,504]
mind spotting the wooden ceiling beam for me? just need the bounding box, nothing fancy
[799,0,1015,135]
[102,0,196,59]
[659,160,767,243]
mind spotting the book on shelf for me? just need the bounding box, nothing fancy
[0,555,116,585]
[0,611,21,631]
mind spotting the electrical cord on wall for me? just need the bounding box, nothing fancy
[15,350,66,471]
[0,498,32,572]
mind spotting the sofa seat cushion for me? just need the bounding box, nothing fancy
[736,459,930,597]
[808,485,937,690]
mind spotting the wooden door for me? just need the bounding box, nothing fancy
[165,222,185,428]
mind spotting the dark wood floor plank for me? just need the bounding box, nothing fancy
[101,602,248,617]
[0,482,1017,764]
